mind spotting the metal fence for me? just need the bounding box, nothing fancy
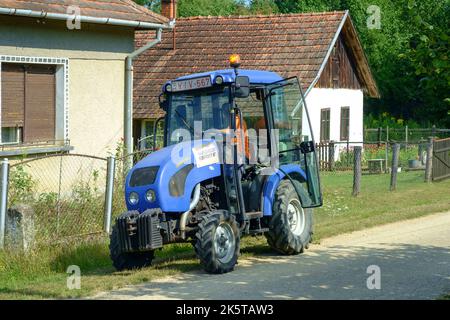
[0,154,108,247]
[317,141,429,173]
[0,137,443,249]
[364,127,450,144]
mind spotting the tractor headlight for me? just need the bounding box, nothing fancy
[215,76,224,85]
[129,192,139,205]
[145,189,156,202]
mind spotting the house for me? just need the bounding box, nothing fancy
[133,4,379,152]
[0,0,170,159]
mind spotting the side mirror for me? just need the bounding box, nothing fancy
[159,93,168,111]
[235,76,250,98]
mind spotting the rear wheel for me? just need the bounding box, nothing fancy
[109,224,155,271]
[195,210,240,274]
[265,180,313,255]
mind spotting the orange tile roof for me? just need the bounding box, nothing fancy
[0,0,169,24]
[134,12,350,119]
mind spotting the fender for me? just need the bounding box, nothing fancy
[262,164,307,216]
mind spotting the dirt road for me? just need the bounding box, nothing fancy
[94,211,450,300]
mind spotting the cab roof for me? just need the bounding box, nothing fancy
[169,69,284,85]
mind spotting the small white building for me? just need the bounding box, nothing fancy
[133,6,379,151]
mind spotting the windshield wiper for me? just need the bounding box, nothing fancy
[174,110,194,135]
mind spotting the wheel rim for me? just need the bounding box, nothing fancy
[213,223,235,264]
[287,199,305,236]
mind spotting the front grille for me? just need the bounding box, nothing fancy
[116,209,163,253]
[137,209,163,250]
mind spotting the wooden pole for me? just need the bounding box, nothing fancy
[352,146,362,196]
[425,137,434,183]
[328,141,335,171]
[390,143,400,191]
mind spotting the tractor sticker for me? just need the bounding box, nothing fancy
[192,143,219,168]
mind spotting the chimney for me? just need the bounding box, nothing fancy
[161,0,177,20]
[161,0,177,50]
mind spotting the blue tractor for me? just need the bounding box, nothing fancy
[110,55,322,273]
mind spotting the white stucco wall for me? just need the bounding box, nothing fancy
[305,88,364,160]
[0,16,135,157]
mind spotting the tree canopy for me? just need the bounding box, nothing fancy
[134,0,450,126]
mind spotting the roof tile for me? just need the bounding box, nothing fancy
[134,12,347,119]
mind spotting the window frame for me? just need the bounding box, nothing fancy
[340,106,350,141]
[320,108,331,142]
[0,55,69,148]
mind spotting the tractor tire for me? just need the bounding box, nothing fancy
[195,210,240,274]
[109,224,155,271]
[265,180,313,255]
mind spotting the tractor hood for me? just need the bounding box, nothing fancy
[125,140,221,213]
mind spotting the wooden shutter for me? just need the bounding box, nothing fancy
[1,63,25,127]
[320,109,330,142]
[24,65,56,143]
[340,107,350,141]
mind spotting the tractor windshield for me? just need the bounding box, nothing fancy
[165,86,231,145]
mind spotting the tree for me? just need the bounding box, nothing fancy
[177,0,238,17]
[249,0,279,14]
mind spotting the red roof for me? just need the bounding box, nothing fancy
[0,0,169,25]
[134,11,378,119]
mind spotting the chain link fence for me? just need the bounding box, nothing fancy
[3,154,108,246]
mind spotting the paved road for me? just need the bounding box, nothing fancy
[94,212,450,300]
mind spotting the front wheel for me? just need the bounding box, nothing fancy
[265,180,313,255]
[195,210,240,274]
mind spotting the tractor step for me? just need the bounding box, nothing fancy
[245,211,263,220]
[249,228,269,235]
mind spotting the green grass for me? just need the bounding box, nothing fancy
[1,171,449,299]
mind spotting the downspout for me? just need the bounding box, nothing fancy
[124,28,163,158]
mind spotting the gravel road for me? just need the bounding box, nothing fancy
[94,211,450,300]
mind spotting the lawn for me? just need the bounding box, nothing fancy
[1,171,449,299]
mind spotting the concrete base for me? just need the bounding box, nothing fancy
[5,204,35,251]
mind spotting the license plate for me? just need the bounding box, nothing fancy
[171,76,212,92]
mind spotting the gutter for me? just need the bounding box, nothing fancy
[0,7,172,30]
[124,28,164,158]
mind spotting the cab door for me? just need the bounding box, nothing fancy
[266,77,322,207]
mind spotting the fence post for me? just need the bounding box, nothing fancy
[384,141,389,173]
[352,146,362,197]
[432,125,436,138]
[386,126,389,142]
[0,158,9,249]
[405,125,408,148]
[328,141,335,171]
[377,127,382,146]
[424,137,434,183]
[104,156,116,234]
[390,143,400,191]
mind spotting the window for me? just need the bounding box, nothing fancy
[340,107,350,141]
[320,108,331,142]
[1,63,56,145]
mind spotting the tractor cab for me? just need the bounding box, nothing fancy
[111,55,322,274]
